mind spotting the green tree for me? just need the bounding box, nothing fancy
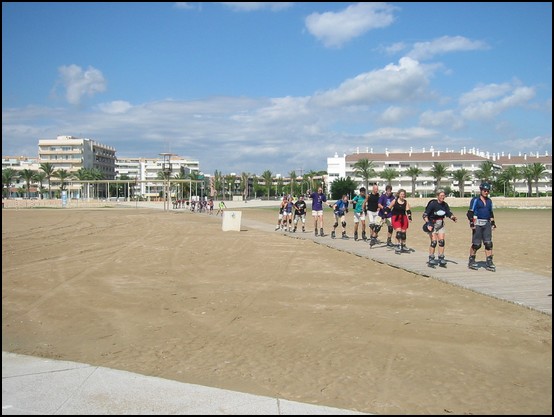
[526,162,547,196]
[475,160,497,183]
[20,169,36,199]
[380,168,399,187]
[52,169,72,195]
[404,166,422,197]
[352,158,376,190]
[39,162,55,199]
[2,168,19,199]
[261,170,273,200]
[502,165,521,197]
[329,176,357,200]
[451,168,471,198]
[429,162,449,192]
[33,171,47,199]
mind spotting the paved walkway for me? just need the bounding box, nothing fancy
[1,352,369,415]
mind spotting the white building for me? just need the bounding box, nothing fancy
[327,147,552,196]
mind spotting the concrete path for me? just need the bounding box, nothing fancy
[2,351,369,415]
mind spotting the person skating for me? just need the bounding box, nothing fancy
[331,195,349,239]
[308,187,328,237]
[377,185,395,247]
[467,182,497,271]
[422,190,457,267]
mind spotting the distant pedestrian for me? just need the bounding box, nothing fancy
[216,200,227,216]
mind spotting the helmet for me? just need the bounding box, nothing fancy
[479,182,491,191]
[422,222,433,233]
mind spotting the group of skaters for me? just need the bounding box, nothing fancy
[275,182,496,271]
[172,198,228,216]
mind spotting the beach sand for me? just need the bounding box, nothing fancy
[2,207,552,415]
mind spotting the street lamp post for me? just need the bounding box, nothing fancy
[160,153,173,211]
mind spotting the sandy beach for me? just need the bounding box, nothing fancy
[2,206,552,415]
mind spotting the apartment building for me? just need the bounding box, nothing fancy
[327,146,552,196]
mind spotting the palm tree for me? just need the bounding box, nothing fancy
[404,166,422,197]
[223,174,235,200]
[305,170,319,192]
[52,169,72,196]
[20,169,36,199]
[502,165,521,197]
[288,170,296,196]
[213,170,223,199]
[526,162,547,196]
[475,160,497,183]
[380,168,399,188]
[352,158,376,190]
[74,167,93,199]
[39,162,55,199]
[429,162,449,192]
[33,171,47,199]
[2,168,19,199]
[261,170,273,200]
[451,168,471,198]
[241,172,250,200]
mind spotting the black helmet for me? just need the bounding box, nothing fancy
[479,182,491,191]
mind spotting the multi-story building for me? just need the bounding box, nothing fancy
[38,135,117,179]
[327,146,552,196]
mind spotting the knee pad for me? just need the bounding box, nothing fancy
[288,219,292,224]
[401,232,407,241]
[388,225,393,234]
[471,243,481,251]
[369,224,375,231]
[341,221,347,228]
[396,231,402,240]
[333,222,339,228]
[484,241,493,250]
[438,239,445,247]
[430,240,437,248]
[374,225,381,233]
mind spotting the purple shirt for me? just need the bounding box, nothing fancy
[378,192,394,218]
[310,192,327,211]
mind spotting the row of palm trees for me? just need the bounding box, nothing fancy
[2,163,106,199]
[351,159,549,197]
[2,159,549,200]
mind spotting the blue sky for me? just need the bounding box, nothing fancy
[2,2,552,176]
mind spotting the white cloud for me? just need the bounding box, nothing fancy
[378,106,413,124]
[305,2,397,48]
[97,101,133,114]
[459,82,513,106]
[55,65,107,106]
[419,109,464,130]
[461,84,536,120]
[407,35,489,61]
[310,57,431,107]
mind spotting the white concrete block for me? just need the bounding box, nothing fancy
[222,210,242,231]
